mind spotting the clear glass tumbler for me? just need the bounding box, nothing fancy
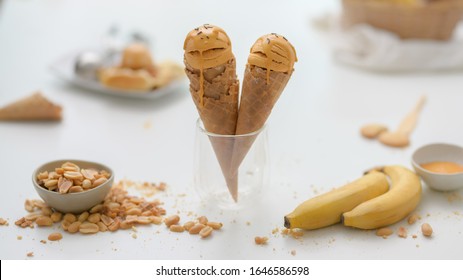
[194,119,269,210]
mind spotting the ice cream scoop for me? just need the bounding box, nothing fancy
[184,24,233,70]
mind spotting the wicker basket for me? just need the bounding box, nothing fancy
[342,0,463,40]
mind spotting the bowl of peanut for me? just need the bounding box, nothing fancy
[32,159,114,213]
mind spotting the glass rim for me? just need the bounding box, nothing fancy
[196,118,266,138]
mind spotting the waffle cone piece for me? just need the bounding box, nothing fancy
[184,24,240,201]
[230,34,297,177]
[0,92,62,121]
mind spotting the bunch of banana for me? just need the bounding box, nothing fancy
[284,165,422,230]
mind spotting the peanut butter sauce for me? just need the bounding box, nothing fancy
[421,161,463,174]
[247,33,297,84]
[184,24,234,106]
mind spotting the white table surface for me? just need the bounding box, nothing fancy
[0,0,462,260]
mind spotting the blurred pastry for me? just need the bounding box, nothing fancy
[121,43,155,70]
[98,43,183,91]
[99,68,154,91]
[0,92,62,121]
[342,0,463,40]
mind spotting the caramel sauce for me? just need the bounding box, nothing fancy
[421,161,463,174]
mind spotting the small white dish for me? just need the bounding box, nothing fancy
[50,49,185,100]
[32,159,114,213]
[411,143,463,191]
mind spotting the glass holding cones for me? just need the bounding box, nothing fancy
[194,119,269,210]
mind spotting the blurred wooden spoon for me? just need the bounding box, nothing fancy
[378,96,426,148]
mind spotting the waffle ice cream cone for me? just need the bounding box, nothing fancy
[184,24,240,201]
[0,92,62,121]
[230,34,297,176]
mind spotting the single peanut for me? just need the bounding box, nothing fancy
[67,221,82,233]
[79,222,99,234]
[87,213,101,223]
[170,225,185,233]
[150,216,162,225]
[183,221,196,230]
[78,211,89,222]
[199,226,213,238]
[63,213,77,223]
[51,212,62,223]
[61,220,71,231]
[255,236,268,245]
[41,207,53,216]
[97,222,108,232]
[136,216,151,225]
[164,215,180,227]
[408,213,421,225]
[198,216,208,225]
[69,186,84,193]
[397,227,408,238]
[207,222,223,230]
[36,216,53,227]
[376,227,393,238]
[89,204,103,213]
[92,177,107,188]
[82,179,92,189]
[48,232,63,241]
[421,223,433,237]
[64,171,83,181]
[189,223,205,234]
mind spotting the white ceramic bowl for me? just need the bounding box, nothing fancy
[411,143,463,191]
[32,159,114,213]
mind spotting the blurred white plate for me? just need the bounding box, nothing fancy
[50,50,185,100]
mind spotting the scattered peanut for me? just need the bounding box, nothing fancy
[255,236,268,245]
[170,225,185,233]
[198,216,208,225]
[16,179,224,240]
[67,221,82,233]
[421,223,433,237]
[79,222,99,234]
[63,213,77,223]
[408,213,421,225]
[397,227,407,238]
[164,215,180,227]
[189,223,205,234]
[36,216,53,227]
[48,232,63,241]
[206,221,223,230]
[87,213,101,223]
[27,252,34,257]
[78,211,89,222]
[50,212,62,223]
[0,218,8,225]
[199,226,213,238]
[183,221,195,230]
[376,227,393,238]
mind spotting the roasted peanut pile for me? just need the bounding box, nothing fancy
[36,162,111,194]
[16,180,223,240]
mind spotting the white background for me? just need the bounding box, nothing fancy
[0,0,462,260]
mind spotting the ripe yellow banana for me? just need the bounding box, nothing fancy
[342,165,422,229]
[284,171,389,230]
